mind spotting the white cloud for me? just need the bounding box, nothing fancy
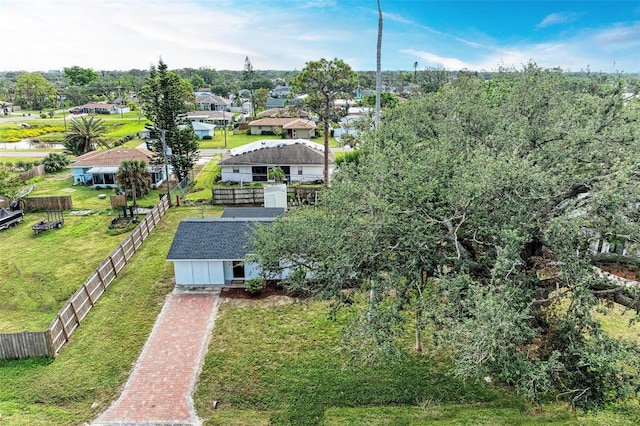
[537,12,580,29]
[400,49,472,70]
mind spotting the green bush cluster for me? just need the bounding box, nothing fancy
[112,133,138,147]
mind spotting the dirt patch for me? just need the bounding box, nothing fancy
[220,281,290,299]
[600,264,640,281]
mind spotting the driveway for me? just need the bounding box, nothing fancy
[92,290,219,426]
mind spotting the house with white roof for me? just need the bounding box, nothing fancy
[218,139,333,183]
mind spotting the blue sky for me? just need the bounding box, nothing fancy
[0,0,638,73]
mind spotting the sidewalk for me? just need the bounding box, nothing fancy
[93,290,219,426]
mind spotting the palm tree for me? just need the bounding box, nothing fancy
[64,115,108,155]
[116,160,152,207]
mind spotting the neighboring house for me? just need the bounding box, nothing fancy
[257,108,310,119]
[266,97,287,109]
[186,110,233,126]
[166,207,285,288]
[195,92,231,111]
[69,147,166,188]
[218,139,333,183]
[270,85,291,98]
[187,121,215,139]
[80,102,130,115]
[248,117,316,138]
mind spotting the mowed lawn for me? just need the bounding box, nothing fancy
[0,170,164,332]
[194,297,640,425]
[1,203,639,425]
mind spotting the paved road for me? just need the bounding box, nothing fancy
[93,290,219,426]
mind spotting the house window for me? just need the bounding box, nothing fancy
[233,167,239,173]
[297,166,303,175]
[232,261,245,279]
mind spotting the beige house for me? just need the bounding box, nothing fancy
[248,117,316,139]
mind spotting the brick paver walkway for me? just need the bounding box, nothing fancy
[93,290,219,426]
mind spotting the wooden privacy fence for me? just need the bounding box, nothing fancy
[23,196,73,211]
[0,196,170,360]
[20,164,45,181]
[212,186,320,206]
[212,187,264,205]
[0,196,72,211]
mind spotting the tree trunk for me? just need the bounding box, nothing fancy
[375,0,383,131]
[323,101,330,187]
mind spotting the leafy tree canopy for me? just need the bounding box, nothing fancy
[292,58,358,185]
[63,66,99,86]
[251,64,640,410]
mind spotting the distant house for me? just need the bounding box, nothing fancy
[80,102,130,115]
[186,110,233,126]
[218,139,332,183]
[257,108,310,119]
[266,97,287,109]
[69,147,166,187]
[166,207,285,288]
[188,121,215,139]
[270,85,291,98]
[248,117,316,139]
[195,92,231,111]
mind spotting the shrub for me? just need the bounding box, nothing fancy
[42,153,70,173]
[245,278,265,294]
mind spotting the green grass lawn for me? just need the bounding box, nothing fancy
[194,297,640,425]
[185,155,220,201]
[1,201,639,425]
[0,206,224,426]
[28,170,162,210]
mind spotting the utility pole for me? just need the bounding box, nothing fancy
[222,109,227,148]
[160,128,172,206]
[146,125,172,207]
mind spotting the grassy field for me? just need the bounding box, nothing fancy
[186,155,220,201]
[193,297,640,425]
[0,169,164,331]
[0,206,223,426]
[1,201,639,424]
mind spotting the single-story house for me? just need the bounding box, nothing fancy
[69,147,166,188]
[266,97,287,109]
[195,92,231,111]
[80,102,130,114]
[166,207,285,288]
[248,117,316,139]
[188,121,215,139]
[186,110,233,126]
[218,139,333,183]
[257,108,310,119]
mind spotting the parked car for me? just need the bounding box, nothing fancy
[70,108,82,114]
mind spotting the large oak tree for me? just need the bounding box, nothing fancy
[251,64,640,409]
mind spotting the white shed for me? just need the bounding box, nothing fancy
[166,208,284,289]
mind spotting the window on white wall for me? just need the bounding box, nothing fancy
[233,167,239,173]
[297,166,303,175]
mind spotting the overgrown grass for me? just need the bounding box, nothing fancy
[185,155,220,201]
[27,170,162,210]
[193,298,640,425]
[0,206,221,425]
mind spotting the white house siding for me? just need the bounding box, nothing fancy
[220,164,328,183]
[173,260,225,285]
[220,165,253,183]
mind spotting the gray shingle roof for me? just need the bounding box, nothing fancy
[218,139,332,166]
[166,218,274,260]
[221,207,285,218]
